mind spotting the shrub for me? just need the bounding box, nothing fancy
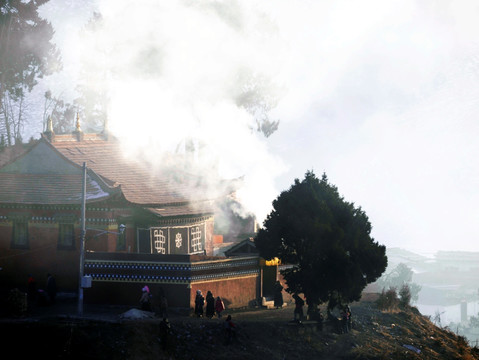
[376,287,399,311]
[399,283,412,308]
[7,288,27,316]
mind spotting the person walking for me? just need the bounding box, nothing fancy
[206,290,215,318]
[346,305,352,332]
[195,290,204,317]
[158,287,168,318]
[273,281,283,309]
[159,292,168,319]
[215,296,225,318]
[26,274,37,311]
[317,307,324,331]
[341,307,349,333]
[293,294,305,322]
[223,315,236,344]
[46,273,57,305]
[140,286,152,311]
[159,317,171,351]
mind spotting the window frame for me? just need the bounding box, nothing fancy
[57,222,76,250]
[11,218,29,249]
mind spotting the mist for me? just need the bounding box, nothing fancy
[40,0,288,223]
[37,0,479,253]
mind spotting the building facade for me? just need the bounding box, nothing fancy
[0,126,270,309]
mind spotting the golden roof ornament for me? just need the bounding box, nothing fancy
[47,116,53,132]
[76,112,81,132]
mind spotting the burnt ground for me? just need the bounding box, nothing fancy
[1,293,479,359]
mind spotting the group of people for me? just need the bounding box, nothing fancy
[194,290,236,345]
[146,283,354,353]
[139,282,354,353]
[275,280,353,333]
[139,286,227,321]
[156,288,233,351]
[194,290,225,319]
[25,273,57,310]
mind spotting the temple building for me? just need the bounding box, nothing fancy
[0,118,275,310]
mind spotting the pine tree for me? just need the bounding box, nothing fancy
[255,170,388,310]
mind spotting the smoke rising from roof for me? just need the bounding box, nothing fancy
[38,0,479,252]
[41,0,288,223]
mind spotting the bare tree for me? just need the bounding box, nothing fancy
[42,90,76,134]
[232,69,281,138]
[1,90,33,144]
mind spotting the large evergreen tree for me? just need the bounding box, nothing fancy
[0,0,60,144]
[255,170,388,310]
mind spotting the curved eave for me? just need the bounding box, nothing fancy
[144,202,215,219]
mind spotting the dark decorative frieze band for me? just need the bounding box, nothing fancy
[84,257,260,285]
[156,216,213,226]
[0,204,112,212]
[85,261,191,271]
[192,259,258,271]
[86,273,190,284]
[191,269,260,282]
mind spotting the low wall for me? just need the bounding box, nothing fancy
[83,252,261,310]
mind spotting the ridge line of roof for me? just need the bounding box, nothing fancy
[0,140,39,170]
[40,135,123,194]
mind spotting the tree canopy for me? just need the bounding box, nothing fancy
[0,0,61,144]
[255,170,388,310]
[376,263,422,304]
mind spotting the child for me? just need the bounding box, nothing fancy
[215,296,225,318]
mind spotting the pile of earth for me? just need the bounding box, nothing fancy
[1,293,479,359]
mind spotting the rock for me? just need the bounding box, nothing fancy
[403,344,421,354]
[119,308,156,320]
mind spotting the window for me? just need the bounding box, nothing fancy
[12,219,28,248]
[58,223,75,249]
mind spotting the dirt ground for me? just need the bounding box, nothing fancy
[1,293,479,359]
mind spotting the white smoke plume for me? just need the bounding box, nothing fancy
[35,0,479,252]
[40,0,289,224]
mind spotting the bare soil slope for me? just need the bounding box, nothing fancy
[1,294,478,359]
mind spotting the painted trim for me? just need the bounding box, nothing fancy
[190,273,259,284]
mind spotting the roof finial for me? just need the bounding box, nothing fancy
[43,115,55,142]
[76,112,81,132]
[73,112,84,142]
[47,116,53,132]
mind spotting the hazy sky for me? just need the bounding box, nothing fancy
[38,0,479,254]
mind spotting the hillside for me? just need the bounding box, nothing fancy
[1,293,478,359]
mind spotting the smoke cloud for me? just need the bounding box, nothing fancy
[40,0,289,223]
[38,0,479,252]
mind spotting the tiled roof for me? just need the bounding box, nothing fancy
[0,173,115,205]
[224,238,258,256]
[0,138,120,205]
[52,137,211,206]
[0,134,234,217]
